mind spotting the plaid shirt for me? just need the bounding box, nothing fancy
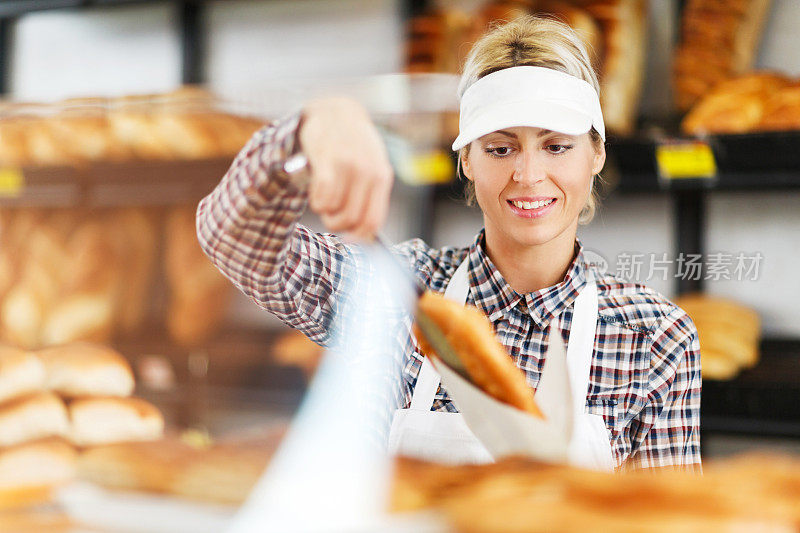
[197,112,702,471]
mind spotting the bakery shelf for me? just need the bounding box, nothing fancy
[610,131,800,192]
[0,157,233,207]
[702,338,800,439]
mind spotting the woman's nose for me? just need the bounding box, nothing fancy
[512,149,546,184]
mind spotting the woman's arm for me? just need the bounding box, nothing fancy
[627,307,702,471]
[196,98,394,345]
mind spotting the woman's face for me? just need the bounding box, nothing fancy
[462,126,605,249]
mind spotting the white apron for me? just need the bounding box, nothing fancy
[387,258,616,471]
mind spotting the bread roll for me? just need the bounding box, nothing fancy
[0,439,77,510]
[35,342,134,398]
[0,393,69,447]
[68,397,164,447]
[0,346,45,405]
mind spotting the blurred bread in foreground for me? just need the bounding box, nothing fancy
[391,453,800,532]
[0,439,77,510]
[68,397,164,447]
[35,342,134,397]
[78,427,284,505]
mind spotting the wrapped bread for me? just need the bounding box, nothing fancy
[414,291,541,417]
[35,342,135,398]
[0,439,77,510]
[0,346,45,405]
[68,397,164,447]
[0,393,69,447]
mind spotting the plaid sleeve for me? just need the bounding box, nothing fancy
[196,111,356,345]
[628,307,702,471]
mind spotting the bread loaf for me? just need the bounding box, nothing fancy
[0,346,45,405]
[68,396,164,447]
[35,342,135,398]
[674,0,773,112]
[0,393,69,447]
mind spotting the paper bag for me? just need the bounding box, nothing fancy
[431,331,574,465]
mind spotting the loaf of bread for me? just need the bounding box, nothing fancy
[0,87,264,167]
[674,293,761,380]
[577,0,647,136]
[681,71,790,135]
[673,0,773,112]
[68,396,164,447]
[164,206,231,347]
[0,393,69,447]
[35,342,135,398]
[758,83,800,131]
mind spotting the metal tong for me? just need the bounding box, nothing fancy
[373,234,470,380]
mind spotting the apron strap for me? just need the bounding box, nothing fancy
[565,271,598,415]
[409,257,470,411]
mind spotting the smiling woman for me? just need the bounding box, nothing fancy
[196,15,702,472]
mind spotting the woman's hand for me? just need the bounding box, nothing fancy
[299,96,394,240]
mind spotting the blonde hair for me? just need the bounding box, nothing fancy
[456,15,605,225]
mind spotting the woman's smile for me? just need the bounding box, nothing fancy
[506,196,558,218]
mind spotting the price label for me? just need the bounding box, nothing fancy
[655,141,717,180]
[0,168,23,197]
[397,150,454,185]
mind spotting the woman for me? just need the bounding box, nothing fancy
[196,16,701,471]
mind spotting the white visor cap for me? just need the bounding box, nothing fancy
[452,66,605,151]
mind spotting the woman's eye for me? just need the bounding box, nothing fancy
[485,146,512,157]
[546,144,574,154]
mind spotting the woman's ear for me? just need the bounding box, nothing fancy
[461,149,474,181]
[591,143,606,176]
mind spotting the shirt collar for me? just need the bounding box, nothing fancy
[466,230,590,327]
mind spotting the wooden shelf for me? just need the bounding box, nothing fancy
[0,156,233,207]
